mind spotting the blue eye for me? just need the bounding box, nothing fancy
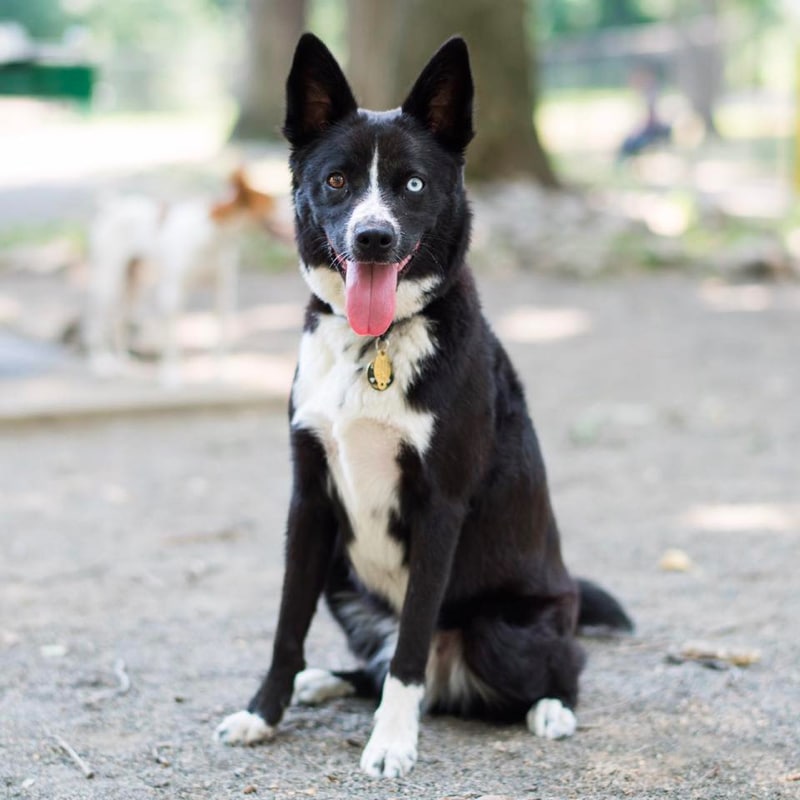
[406,176,425,193]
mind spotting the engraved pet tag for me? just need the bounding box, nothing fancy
[368,344,394,391]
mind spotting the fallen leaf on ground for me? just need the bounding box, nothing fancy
[659,548,693,572]
[667,642,761,670]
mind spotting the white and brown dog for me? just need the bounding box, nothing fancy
[84,169,277,386]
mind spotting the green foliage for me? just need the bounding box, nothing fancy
[0,220,86,258]
[536,0,657,37]
[535,0,784,37]
[2,0,234,50]
[2,0,70,38]
[84,0,231,52]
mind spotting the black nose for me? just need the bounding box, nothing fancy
[353,223,396,261]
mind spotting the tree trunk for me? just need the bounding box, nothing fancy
[387,0,558,185]
[233,0,308,141]
[346,0,405,109]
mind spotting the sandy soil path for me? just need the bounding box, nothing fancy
[1,271,798,799]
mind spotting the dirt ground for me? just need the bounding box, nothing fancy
[1,269,799,800]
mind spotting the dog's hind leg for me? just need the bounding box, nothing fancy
[292,667,356,705]
[433,612,585,739]
[292,555,398,706]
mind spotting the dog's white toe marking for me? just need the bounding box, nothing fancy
[214,710,274,746]
[527,698,577,740]
[360,725,418,778]
[292,668,355,705]
[360,676,422,778]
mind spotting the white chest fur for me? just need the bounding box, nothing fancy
[292,312,436,611]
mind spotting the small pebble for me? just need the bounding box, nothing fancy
[659,548,693,572]
[40,643,68,658]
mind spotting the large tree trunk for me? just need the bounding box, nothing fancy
[233,0,308,141]
[370,0,558,185]
[346,0,405,109]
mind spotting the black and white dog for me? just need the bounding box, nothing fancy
[216,33,632,778]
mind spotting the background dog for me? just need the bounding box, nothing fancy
[84,168,276,386]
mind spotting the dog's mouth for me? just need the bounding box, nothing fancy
[327,241,418,337]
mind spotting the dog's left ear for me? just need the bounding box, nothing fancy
[283,33,358,148]
[401,37,474,153]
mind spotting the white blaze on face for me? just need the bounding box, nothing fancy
[342,146,404,337]
[345,146,398,251]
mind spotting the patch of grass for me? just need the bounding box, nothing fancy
[0,221,87,253]
[609,229,688,271]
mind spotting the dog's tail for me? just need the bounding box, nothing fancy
[576,578,634,632]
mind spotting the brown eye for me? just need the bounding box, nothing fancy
[326,172,346,189]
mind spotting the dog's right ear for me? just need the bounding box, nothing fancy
[283,33,357,148]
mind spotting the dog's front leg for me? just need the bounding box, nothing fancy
[360,501,463,778]
[216,431,336,745]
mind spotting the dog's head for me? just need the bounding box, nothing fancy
[210,168,278,227]
[284,33,474,337]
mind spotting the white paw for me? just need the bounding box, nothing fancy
[360,676,422,778]
[292,668,354,706]
[527,698,577,740]
[360,722,418,778]
[214,710,274,746]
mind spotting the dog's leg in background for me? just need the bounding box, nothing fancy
[360,501,463,778]
[85,257,129,377]
[215,430,337,744]
[107,257,143,370]
[84,290,114,374]
[214,245,238,381]
[157,274,184,388]
[110,290,129,365]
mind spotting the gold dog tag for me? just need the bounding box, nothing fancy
[368,340,394,391]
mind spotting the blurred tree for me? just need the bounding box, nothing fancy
[674,0,723,136]
[2,0,68,38]
[348,0,558,185]
[233,0,308,140]
[538,0,655,36]
[345,0,403,109]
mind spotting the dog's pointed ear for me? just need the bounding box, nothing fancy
[401,37,474,153]
[283,33,358,148]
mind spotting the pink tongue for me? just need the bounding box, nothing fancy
[344,261,398,336]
